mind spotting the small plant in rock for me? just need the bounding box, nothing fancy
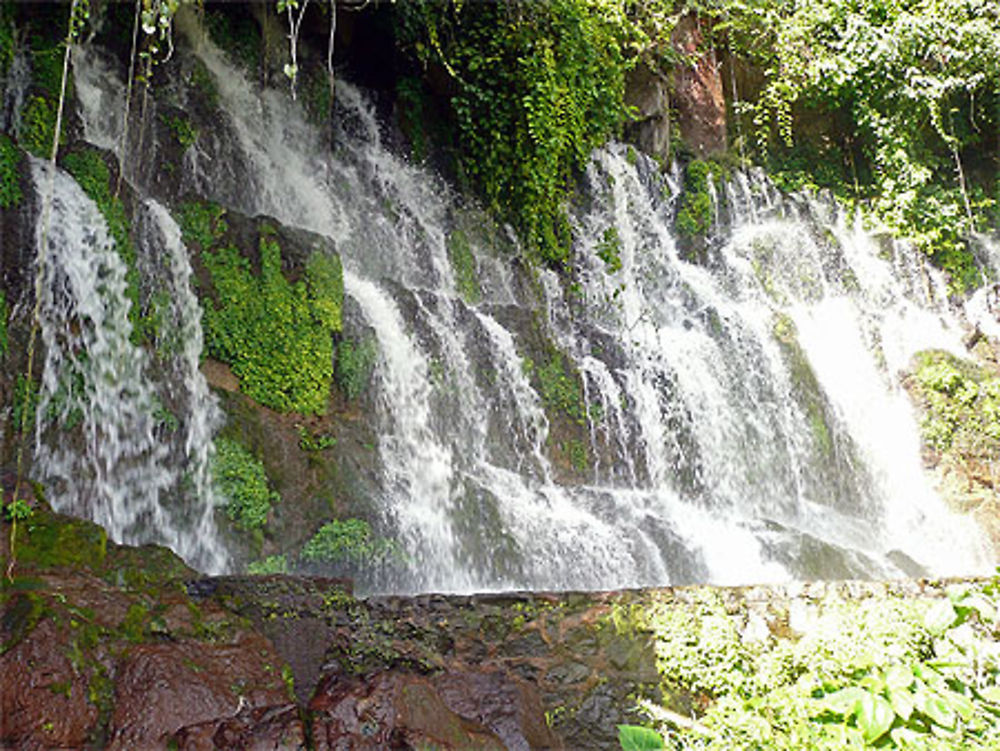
[211,437,279,531]
[300,518,398,567]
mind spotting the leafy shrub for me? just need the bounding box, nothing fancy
[247,554,288,575]
[398,0,631,265]
[300,518,397,566]
[624,581,1000,750]
[211,437,278,531]
[195,215,343,415]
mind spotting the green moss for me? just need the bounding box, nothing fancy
[13,372,38,434]
[528,350,589,425]
[13,507,108,571]
[176,200,228,250]
[20,95,62,158]
[200,222,340,414]
[0,133,21,208]
[211,437,279,531]
[596,226,622,273]
[205,10,259,72]
[447,229,481,304]
[565,438,589,473]
[0,591,45,654]
[336,336,378,401]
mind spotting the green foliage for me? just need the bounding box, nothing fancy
[176,200,227,250]
[211,437,279,531]
[297,425,335,452]
[718,0,1000,290]
[565,438,589,473]
[246,554,288,575]
[20,95,61,158]
[195,215,341,414]
[0,133,22,208]
[675,160,715,238]
[300,518,398,566]
[0,11,13,78]
[160,113,197,150]
[597,226,623,273]
[3,498,33,522]
[62,149,142,343]
[633,582,1000,750]
[618,724,665,751]
[527,351,588,424]
[447,229,480,303]
[335,336,378,402]
[399,0,632,265]
[912,350,1000,456]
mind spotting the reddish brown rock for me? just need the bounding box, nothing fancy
[106,633,292,750]
[0,616,99,750]
[671,13,727,156]
[309,671,507,751]
[168,704,307,751]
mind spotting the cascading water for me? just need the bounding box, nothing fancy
[30,157,226,573]
[64,21,992,592]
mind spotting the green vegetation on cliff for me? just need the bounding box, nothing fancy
[910,349,1000,459]
[178,201,343,415]
[398,0,632,265]
[211,436,279,531]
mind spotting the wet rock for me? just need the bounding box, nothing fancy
[0,617,99,749]
[309,671,506,751]
[168,704,307,751]
[106,634,292,750]
[624,62,671,163]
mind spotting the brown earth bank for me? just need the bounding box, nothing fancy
[0,504,984,751]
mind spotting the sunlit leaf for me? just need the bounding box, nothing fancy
[823,686,866,716]
[888,686,915,721]
[924,599,957,635]
[886,665,913,692]
[617,725,665,751]
[857,692,895,743]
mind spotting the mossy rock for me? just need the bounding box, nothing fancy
[10,506,108,572]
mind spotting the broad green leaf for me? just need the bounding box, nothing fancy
[978,685,1000,704]
[890,725,924,747]
[888,686,915,721]
[886,665,913,692]
[857,692,895,743]
[924,599,958,635]
[941,689,974,722]
[617,725,665,751]
[919,692,956,729]
[823,686,866,716]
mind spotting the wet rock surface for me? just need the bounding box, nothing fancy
[2,507,973,751]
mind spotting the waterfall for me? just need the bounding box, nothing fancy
[61,25,992,592]
[29,158,226,573]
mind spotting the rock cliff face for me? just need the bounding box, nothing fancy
[0,507,973,750]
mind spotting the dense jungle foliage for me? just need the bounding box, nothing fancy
[395,0,999,286]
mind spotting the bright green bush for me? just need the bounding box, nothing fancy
[195,214,343,415]
[447,229,480,303]
[211,437,278,531]
[246,554,288,575]
[300,518,397,566]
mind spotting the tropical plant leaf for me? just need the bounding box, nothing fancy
[857,692,895,743]
[617,724,665,751]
